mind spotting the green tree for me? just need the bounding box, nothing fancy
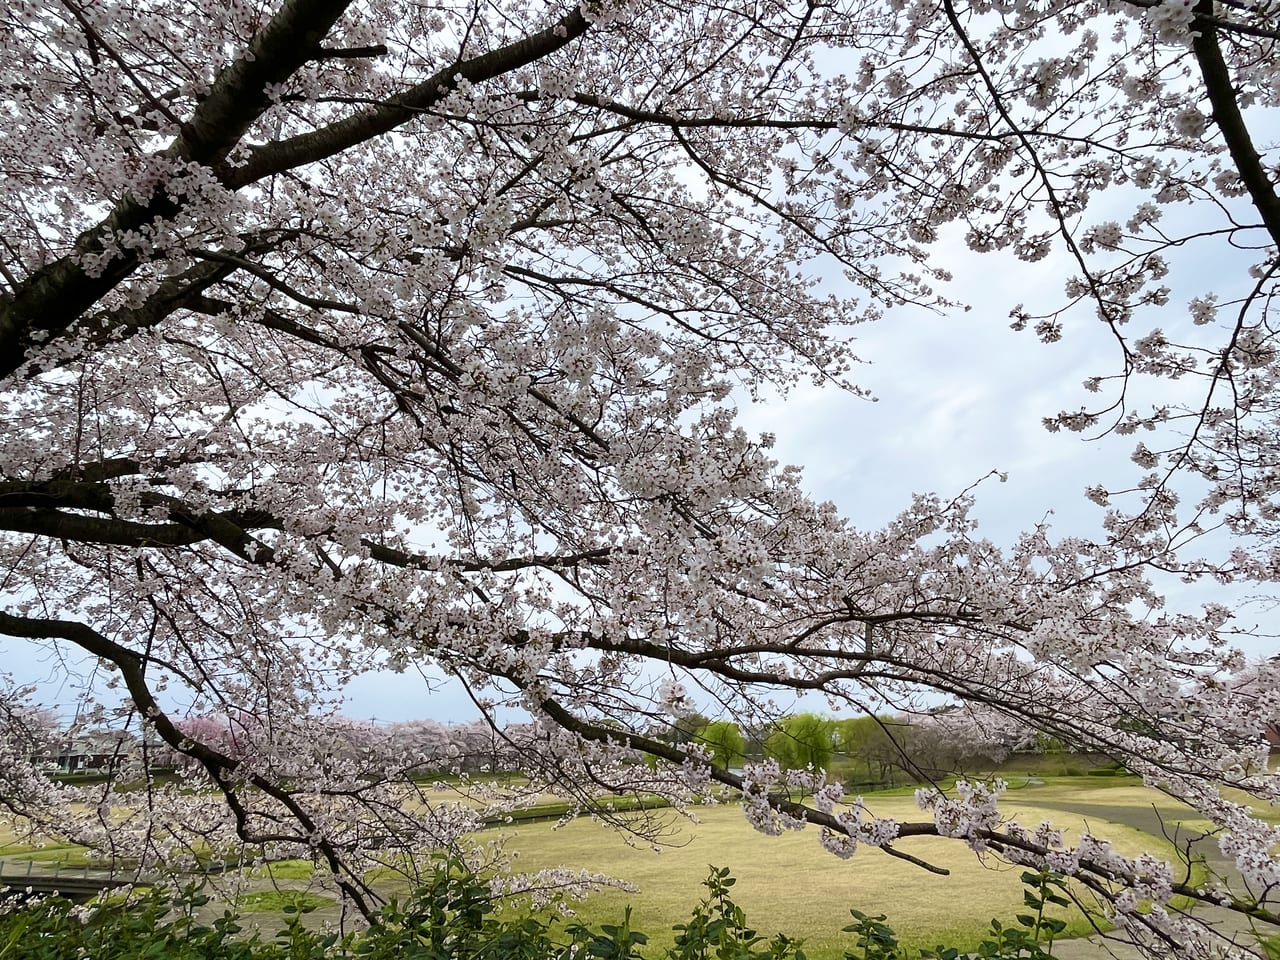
[763,714,835,772]
[695,720,747,768]
[833,716,895,786]
[670,713,712,746]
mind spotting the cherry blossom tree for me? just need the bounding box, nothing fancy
[0,0,1278,953]
[173,711,266,760]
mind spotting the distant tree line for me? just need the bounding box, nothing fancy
[22,705,1070,789]
[664,711,1013,788]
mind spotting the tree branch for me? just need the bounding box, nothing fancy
[0,609,380,920]
[228,5,591,187]
[0,0,355,380]
[1192,0,1280,249]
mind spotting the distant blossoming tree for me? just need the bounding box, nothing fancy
[0,0,1278,954]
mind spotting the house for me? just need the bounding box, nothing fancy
[53,730,138,773]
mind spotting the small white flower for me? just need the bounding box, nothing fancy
[1189,295,1218,325]
[657,678,690,714]
[1174,106,1206,138]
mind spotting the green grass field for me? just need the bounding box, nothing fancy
[490,794,1178,957]
[0,773,1240,954]
[0,841,105,869]
[236,889,335,913]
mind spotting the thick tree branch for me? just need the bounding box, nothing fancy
[0,507,209,548]
[228,5,591,187]
[4,257,251,379]
[1192,0,1280,249]
[179,0,357,166]
[0,478,279,560]
[0,0,355,380]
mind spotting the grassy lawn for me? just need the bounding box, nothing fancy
[1,773,1257,944]
[1006,777,1280,830]
[2,846,103,869]
[491,797,1176,958]
[1002,780,1194,812]
[236,890,335,913]
[248,859,318,882]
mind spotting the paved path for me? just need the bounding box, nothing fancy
[1030,801,1270,959]
[0,858,132,901]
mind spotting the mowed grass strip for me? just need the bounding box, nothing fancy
[495,800,1174,959]
[236,889,335,913]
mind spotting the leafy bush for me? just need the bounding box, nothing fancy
[0,865,1077,960]
[840,871,1070,960]
[0,886,265,960]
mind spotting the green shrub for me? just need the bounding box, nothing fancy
[0,886,270,960]
[0,863,1080,960]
